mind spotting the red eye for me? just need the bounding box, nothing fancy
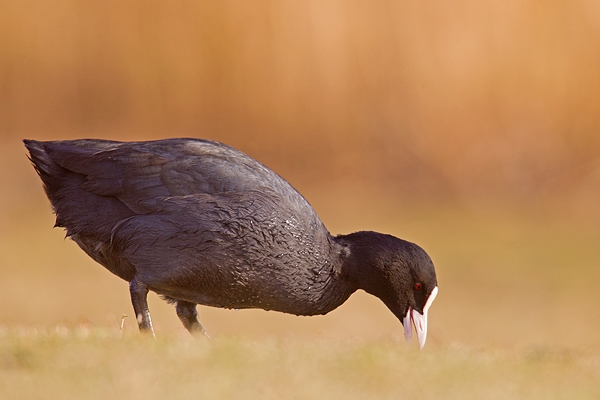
[414,283,422,291]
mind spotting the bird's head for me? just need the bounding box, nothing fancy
[341,231,438,349]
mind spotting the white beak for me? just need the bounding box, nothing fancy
[403,286,438,349]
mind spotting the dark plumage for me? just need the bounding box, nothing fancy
[24,138,438,348]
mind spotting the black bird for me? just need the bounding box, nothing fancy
[24,138,438,348]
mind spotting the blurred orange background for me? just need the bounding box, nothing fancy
[3,0,600,208]
[1,1,599,349]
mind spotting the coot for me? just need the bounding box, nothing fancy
[24,138,438,348]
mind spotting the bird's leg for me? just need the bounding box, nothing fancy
[176,300,212,340]
[129,277,155,338]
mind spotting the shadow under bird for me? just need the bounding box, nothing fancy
[24,138,438,348]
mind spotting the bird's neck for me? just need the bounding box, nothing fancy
[334,232,388,297]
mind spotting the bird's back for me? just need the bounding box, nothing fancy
[26,138,315,214]
[26,138,320,229]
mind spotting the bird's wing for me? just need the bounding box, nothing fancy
[109,191,330,308]
[42,138,303,214]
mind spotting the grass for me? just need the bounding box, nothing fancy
[0,327,598,400]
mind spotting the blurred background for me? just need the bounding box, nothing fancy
[1,1,599,350]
